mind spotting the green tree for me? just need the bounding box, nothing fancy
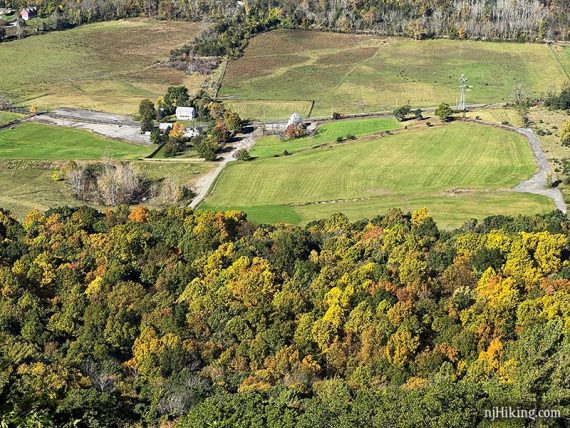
[138,99,156,132]
[435,103,453,122]
[393,104,411,121]
[162,86,190,115]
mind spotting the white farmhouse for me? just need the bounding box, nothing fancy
[175,107,196,121]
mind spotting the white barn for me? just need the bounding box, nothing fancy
[176,107,196,121]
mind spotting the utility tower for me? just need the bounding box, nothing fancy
[458,74,467,111]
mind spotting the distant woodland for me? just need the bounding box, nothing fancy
[0,206,569,426]
[1,0,569,42]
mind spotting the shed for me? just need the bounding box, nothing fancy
[20,7,37,20]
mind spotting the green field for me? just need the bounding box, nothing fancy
[0,19,203,115]
[0,112,23,126]
[252,117,400,158]
[0,123,151,160]
[221,30,570,119]
[202,122,553,228]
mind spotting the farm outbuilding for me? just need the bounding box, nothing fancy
[20,7,37,20]
[183,127,201,138]
[175,107,195,121]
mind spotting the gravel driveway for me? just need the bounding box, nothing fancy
[513,127,566,213]
[32,108,150,145]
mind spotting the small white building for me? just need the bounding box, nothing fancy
[159,123,172,132]
[287,113,302,127]
[184,127,201,139]
[175,107,196,121]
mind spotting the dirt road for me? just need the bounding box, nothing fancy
[513,127,566,213]
[32,108,150,145]
[189,130,258,209]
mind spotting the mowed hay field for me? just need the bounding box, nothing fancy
[220,30,570,119]
[0,123,151,160]
[223,99,314,121]
[202,122,553,228]
[0,19,203,115]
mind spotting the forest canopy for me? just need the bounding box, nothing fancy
[0,206,569,426]
[1,0,569,42]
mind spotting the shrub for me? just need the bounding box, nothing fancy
[233,148,252,161]
[51,170,65,181]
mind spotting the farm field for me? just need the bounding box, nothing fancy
[0,19,203,115]
[0,123,151,160]
[465,108,526,127]
[202,121,554,228]
[252,117,400,158]
[220,30,570,119]
[224,100,314,121]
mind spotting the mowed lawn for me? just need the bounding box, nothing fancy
[202,122,553,228]
[252,117,400,158]
[0,19,203,115]
[220,30,570,119]
[0,123,151,160]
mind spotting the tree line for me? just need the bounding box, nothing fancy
[1,0,568,44]
[0,206,569,426]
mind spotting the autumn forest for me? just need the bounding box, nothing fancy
[0,206,568,426]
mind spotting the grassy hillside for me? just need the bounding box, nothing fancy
[0,112,24,126]
[0,123,151,160]
[202,122,553,228]
[252,117,400,158]
[0,19,203,115]
[220,30,570,119]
